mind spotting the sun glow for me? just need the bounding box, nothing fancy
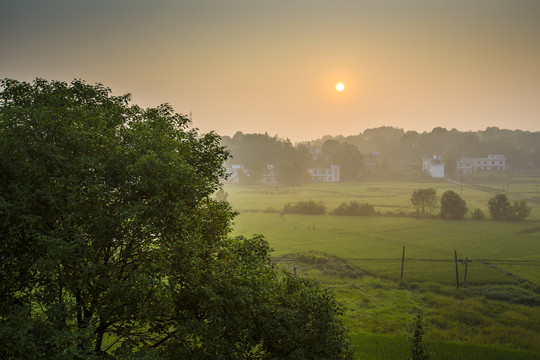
[336,83,344,92]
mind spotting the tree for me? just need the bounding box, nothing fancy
[0,78,353,359]
[410,188,438,217]
[276,161,311,186]
[409,309,431,360]
[488,193,511,220]
[487,194,531,221]
[321,140,364,181]
[510,199,531,221]
[440,190,468,219]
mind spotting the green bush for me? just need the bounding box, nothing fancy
[333,201,376,216]
[471,208,486,221]
[283,200,326,215]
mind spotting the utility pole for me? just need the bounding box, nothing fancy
[454,250,459,290]
[463,258,469,287]
[400,246,405,281]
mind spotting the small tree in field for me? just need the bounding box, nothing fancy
[410,188,438,217]
[511,199,531,220]
[488,193,511,220]
[409,309,431,360]
[440,190,468,219]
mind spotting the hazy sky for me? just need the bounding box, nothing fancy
[2,0,540,141]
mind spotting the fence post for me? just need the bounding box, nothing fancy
[454,250,459,290]
[463,258,469,287]
[400,246,405,281]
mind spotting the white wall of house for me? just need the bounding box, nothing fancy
[422,155,445,178]
[456,155,507,174]
[308,165,340,183]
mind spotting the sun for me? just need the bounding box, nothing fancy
[336,82,344,92]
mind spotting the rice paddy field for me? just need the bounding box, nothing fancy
[224,174,540,359]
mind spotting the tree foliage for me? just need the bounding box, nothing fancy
[283,200,327,215]
[488,194,511,220]
[0,78,352,359]
[488,194,531,221]
[409,309,431,360]
[440,190,468,220]
[410,188,438,217]
[320,140,364,181]
[333,201,375,216]
[471,208,486,221]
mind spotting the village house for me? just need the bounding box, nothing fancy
[307,165,340,183]
[422,155,445,178]
[456,155,507,174]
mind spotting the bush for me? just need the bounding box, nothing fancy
[471,208,486,220]
[333,201,376,216]
[283,200,326,215]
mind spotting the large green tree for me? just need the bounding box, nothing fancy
[440,190,468,220]
[0,79,352,359]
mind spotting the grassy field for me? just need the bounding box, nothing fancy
[224,177,540,358]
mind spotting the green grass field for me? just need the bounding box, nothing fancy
[224,178,540,358]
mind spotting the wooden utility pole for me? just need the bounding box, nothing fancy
[400,246,405,281]
[454,250,459,290]
[463,258,469,287]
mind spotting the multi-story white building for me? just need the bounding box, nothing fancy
[422,155,445,178]
[456,155,507,174]
[308,165,340,183]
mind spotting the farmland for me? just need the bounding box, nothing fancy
[225,176,540,359]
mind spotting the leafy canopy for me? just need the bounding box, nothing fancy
[0,78,352,359]
[488,193,531,221]
[410,188,438,217]
[440,190,468,220]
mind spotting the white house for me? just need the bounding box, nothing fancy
[226,164,248,183]
[456,155,507,174]
[262,164,278,184]
[422,155,445,178]
[307,165,340,183]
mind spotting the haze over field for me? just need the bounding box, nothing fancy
[2,0,540,141]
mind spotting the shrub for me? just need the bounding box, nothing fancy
[471,208,486,220]
[333,201,376,216]
[283,200,326,215]
[409,309,431,360]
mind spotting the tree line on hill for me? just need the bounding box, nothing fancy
[221,132,364,184]
[222,126,540,182]
[310,126,540,173]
